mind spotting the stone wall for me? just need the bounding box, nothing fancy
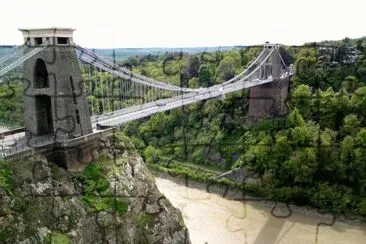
[248,76,290,122]
[23,45,93,140]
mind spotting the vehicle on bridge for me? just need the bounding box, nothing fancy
[157,101,166,106]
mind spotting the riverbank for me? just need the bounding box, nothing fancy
[150,168,365,225]
[0,125,8,133]
[153,171,366,244]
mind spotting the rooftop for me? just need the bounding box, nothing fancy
[18,27,75,32]
[18,28,76,39]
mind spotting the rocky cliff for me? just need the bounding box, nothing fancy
[0,132,190,243]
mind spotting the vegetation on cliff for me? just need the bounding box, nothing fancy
[0,133,189,243]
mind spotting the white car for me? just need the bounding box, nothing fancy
[157,101,166,107]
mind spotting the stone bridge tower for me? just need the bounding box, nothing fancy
[20,28,93,140]
[247,44,290,122]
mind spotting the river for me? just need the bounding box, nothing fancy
[155,176,366,244]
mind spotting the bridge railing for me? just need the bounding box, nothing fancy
[0,40,50,78]
[0,133,55,157]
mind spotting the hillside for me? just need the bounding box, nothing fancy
[0,132,190,243]
[119,37,366,218]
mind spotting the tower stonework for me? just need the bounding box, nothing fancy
[20,28,93,140]
[248,45,290,122]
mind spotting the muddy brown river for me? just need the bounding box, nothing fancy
[155,177,366,244]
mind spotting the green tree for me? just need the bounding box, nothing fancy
[198,64,212,87]
[188,77,199,88]
[340,136,355,182]
[238,133,272,176]
[144,145,162,163]
[350,129,366,192]
[185,56,200,79]
[291,84,312,119]
[216,57,237,82]
[290,123,319,147]
[351,87,366,123]
[317,88,337,128]
[357,67,366,81]
[341,76,359,93]
[287,108,305,127]
[342,114,361,136]
[283,147,317,184]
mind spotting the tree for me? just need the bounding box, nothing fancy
[351,87,366,122]
[283,147,317,184]
[237,133,273,176]
[216,57,237,82]
[357,67,366,81]
[185,56,200,79]
[341,76,359,93]
[198,64,212,87]
[295,48,317,74]
[87,96,98,115]
[342,114,361,136]
[144,145,162,163]
[239,48,249,66]
[287,108,305,128]
[125,56,139,67]
[335,44,348,64]
[188,77,199,88]
[290,123,319,147]
[335,88,352,128]
[317,88,337,129]
[271,133,292,180]
[290,84,312,119]
[356,40,365,54]
[349,129,366,189]
[318,128,339,179]
[340,136,355,167]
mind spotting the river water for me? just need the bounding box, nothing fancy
[155,177,366,244]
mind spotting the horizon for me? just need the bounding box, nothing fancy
[1,35,365,50]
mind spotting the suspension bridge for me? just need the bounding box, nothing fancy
[0,28,292,166]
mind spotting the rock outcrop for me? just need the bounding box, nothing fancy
[0,132,190,243]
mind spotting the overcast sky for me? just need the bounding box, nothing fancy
[1,0,364,48]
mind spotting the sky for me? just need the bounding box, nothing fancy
[0,0,364,48]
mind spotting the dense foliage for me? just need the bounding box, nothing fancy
[121,47,261,165]
[0,79,24,127]
[123,38,366,217]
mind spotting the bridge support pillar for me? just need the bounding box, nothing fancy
[248,45,290,123]
[46,129,113,171]
[48,138,99,171]
[20,28,93,141]
[19,28,95,170]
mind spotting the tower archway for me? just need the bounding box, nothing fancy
[33,59,49,88]
[35,95,54,135]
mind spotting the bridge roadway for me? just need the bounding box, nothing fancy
[0,74,280,158]
[92,75,274,127]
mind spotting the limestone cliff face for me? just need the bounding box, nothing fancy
[0,133,190,243]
